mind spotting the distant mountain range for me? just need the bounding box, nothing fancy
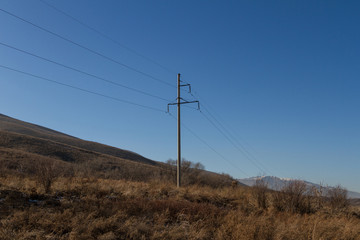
[238,176,360,199]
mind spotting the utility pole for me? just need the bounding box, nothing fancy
[168,73,199,187]
[177,73,181,188]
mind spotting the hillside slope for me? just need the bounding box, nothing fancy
[0,113,235,187]
[0,114,156,165]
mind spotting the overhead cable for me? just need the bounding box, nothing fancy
[200,109,268,174]
[0,8,176,88]
[38,0,176,75]
[0,42,171,102]
[180,78,273,175]
[191,89,274,175]
[200,104,274,175]
[168,113,249,177]
[0,64,165,113]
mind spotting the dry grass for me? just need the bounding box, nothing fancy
[1,114,359,239]
[0,131,234,189]
[0,175,359,240]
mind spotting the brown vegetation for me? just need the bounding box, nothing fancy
[0,171,359,240]
[0,113,156,165]
[327,185,349,212]
[272,180,313,214]
[1,114,359,239]
[252,179,268,210]
[0,113,234,188]
[35,159,61,193]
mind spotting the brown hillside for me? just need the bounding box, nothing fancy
[0,113,235,187]
[0,113,156,165]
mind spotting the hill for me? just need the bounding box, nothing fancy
[0,113,233,187]
[0,113,156,165]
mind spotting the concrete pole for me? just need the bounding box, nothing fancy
[177,73,181,187]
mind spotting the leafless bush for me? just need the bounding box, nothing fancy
[310,183,325,210]
[252,179,268,209]
[35,159,61,193]
[164,159,177,184]
[162,159,232,187]
[182,159,205,185]
[272,180,312,214]
[0,160,6,177]
[327,185,348,212]
[284,180,307,213]
[272,189,287,212]
[164,158,205,185]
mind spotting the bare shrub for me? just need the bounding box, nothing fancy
[164,159,214,186]
[203,173,234,188]
[272,180,312,214]
[35,159,61,193]
[272,189,287,212]
[0,159,6,177]
[310,183,325,210]
[284,180,307,213]
[327,185,348,212]
[182,159,205,185]
[164,159,177,184]
[252,179,268,210]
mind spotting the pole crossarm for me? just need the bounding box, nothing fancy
[179,83,191,93]
[167,100,200,112]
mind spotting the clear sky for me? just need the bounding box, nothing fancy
[1,0,359,192]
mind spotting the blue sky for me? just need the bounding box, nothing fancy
[1,0,359,191]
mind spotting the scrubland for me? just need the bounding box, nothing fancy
[1,173,359,240]
[2,114,359,239]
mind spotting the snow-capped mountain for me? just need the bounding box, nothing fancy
[238,176,360,199]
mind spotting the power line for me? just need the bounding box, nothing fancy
[171,76,269,176]
[0,64,165,113]
[38,0,176,75]
[0,4,274,180]
[199,109,269,174]
[168,113,249,177]
[191,90,254,149]
[193,90,274,175]
[0,6,267,178]
[0,8,176,88]
[198,100,274,175]
[0,41,171,102]
[180,79,273,175]
[201,100,260,154]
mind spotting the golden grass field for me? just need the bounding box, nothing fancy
[1,174,359,240]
